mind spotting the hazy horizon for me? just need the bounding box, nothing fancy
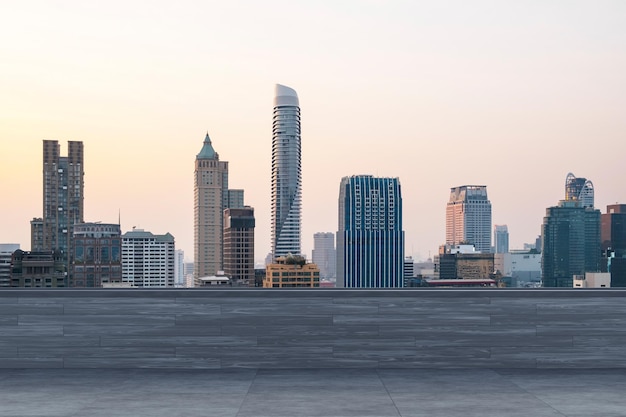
[2,1,625,263]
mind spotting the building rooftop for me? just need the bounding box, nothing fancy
[2,368,623,417]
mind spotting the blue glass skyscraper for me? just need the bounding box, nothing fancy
[336,175,404,287]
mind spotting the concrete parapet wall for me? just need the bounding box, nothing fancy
[1,289,625,369]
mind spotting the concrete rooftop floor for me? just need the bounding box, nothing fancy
[0,368,624,417]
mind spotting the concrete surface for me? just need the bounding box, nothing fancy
[3,289,626,369]
[0,368,624,417]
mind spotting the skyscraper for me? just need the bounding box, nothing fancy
[565,172,594,208]
[312,232,336,280]
[541,200,600,287]
[271,84,301,259]
[494,225,509,254]
[446,185,492,253]
[174,249,185,287]
[39,140,84,284]
[194,132,229,284]
[223,207,255,286]
[337,175,404,288]
[601,204,626,287]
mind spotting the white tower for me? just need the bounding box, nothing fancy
[271,84,302,259]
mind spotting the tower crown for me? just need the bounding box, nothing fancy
[196,132,218,159]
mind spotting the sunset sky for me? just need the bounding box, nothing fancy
[2,0,625,263]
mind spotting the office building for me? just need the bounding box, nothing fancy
[122,228,175,287]
[174,250,185,287]
[446,185,492,253]
[194,132,243,285]
[494,225,509,254]
[71,222,122,287]
[403,256,416,287]
[0,244,20,287]
[30,218,43,251]
[271,84,302,259]
[38,140,84,284]
[10,250,65,287]
[541,200,601,287]
[565,172,594,208]
[226,190,245,210]
[337,175,404,287]
[494,251,541,287]
[312,232,336,280]
[223,207,255,286]
[601,204,626,286]
[264,255,320,288]
[436,245,495,281]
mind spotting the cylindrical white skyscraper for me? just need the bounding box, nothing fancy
[271,84,302,259]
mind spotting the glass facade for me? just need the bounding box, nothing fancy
[337,175,404,288]
[541,201,600,287]
[271,84,302,259]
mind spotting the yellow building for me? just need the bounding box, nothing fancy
[456,253,494,280]
[264,255,320,288]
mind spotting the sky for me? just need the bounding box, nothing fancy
[1,0,626,263]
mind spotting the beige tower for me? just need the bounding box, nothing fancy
[194,133,229,285]
[445,185,492,253]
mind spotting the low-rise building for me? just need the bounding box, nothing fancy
[494,250,541,287]
[10,250,65,287]
[573,272,611,288]
[264,255,320,288]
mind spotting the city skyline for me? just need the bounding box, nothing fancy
[2,1,626,263]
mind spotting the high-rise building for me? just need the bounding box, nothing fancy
[337,175,404,288]
[403,256,416,286]
[226,190,245,210]
[494,225,509,254]
[30,218,43,251]
[223,207,255,286]
[39,140,84,284]
[312,232,336,280]
[271,84,302,259]
[446,185,492,253]
[541,200,601,287]
[565,172,594,208]
[72,222,122,287]
[0,244,20,287]
[174,250,185,287]
[122,229,175,287]
[194,132,240,285]
[601,204,626,287]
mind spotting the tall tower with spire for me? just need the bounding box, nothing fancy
[194,132,229,285]
[271,84,302,259]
